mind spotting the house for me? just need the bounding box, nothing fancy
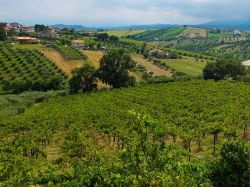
[242,60,250,71]
[17,37,40,44]
[233,30,241,36]
[20,26,35,33]
[45,28,58,38]
[72,40,86,49]
[0,22,7,29]
[149,49,169,58]
[9,22,22,28]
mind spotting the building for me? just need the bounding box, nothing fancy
[20,26,35,33]
[242,60,250,72]
[233,30,241,36]
[149,49,169,58]
[17,37,40,44]
[0,22,7,29]
[72,40,86,49]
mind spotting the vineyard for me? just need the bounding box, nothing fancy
[1,80,249,186]
[0,46,67,92]
[129,27,186,41]
[51,43,87,60]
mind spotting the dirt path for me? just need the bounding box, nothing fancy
[132,55,172,77]
[83,50,104,68]
[43,49,84,76]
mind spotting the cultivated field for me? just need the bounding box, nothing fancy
[132,55,172,77]
[84,50,104,68]
[99,29,145,37]
[182,28,207,38]
[0,46,66,91]
[161,57,206,76]
[43,49,84,76]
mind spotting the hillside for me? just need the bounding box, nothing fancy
[1,80,249,185]
[129,27,186,41]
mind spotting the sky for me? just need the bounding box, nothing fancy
[0,0,249,27]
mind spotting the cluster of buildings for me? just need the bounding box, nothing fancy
[0,22,58,38]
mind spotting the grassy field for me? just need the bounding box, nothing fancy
[182,27,207,38]
[130,27,186,41]
[132,55,172,77]
[84,50,104,68]
[1,80,250,185]
[161,57,206,76]
[99,29,145,37]
[43,49,84,76]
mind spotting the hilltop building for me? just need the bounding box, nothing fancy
[233,30,241,36]
[17,37,40,44]
[72,40,86,49]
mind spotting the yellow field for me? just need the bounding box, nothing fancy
[182,28,207,38]
[83,50,104,68]
[43,49,84,77]
[132,55,172,77]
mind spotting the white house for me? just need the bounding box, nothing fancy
[242,60,250,71]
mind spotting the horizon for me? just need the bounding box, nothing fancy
[1,0,250,27]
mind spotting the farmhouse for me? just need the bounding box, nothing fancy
[242,60,250,72]
[17,37,40,44]
[72,40,86,49]
[149,49,169,58]
[233,30,241,36]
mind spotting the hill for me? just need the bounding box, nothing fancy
[1,80,249,185]
[129,27,186,41]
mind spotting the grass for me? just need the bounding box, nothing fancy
[132,55,172,77]
[0,90,67,121]
[160,57,206,76]
[0,47,66,92]
[12,44,47,50]
[99,30,145,37]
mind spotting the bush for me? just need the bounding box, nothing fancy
[203,61,246,80]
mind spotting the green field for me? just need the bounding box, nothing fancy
[129,27,186,41]
[99,29,145,37]
[161,57,206,76]
[51,43,87,60]
[0,46,66,92]
[1,80,249,185]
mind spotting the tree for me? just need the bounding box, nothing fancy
[69,64,98,93]
[34,24,48,33]
[0,27,6,41]
[98,49,136,88]
[203,61,245,80]
[211,141,250,187]
[109,35,119,42]
[97,33,109,41]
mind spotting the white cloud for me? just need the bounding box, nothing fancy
[0,0,249,26]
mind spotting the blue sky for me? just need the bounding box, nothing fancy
[0,0,249,26]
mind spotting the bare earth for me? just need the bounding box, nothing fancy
[42,49,84,76]
[182,28,207,38]
[132,55,172,77]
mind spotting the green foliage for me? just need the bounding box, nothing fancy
[99,49,136,88]
[0,27,6,41]
[69,64,98,93]
[203,61,246,80]
[96,33,109,41]
[0,81,250,185]
[129,27,186,41]
[34,24,48,33]
[211,141,250,187]
[51,42,87,60]
[0,47,66,93]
